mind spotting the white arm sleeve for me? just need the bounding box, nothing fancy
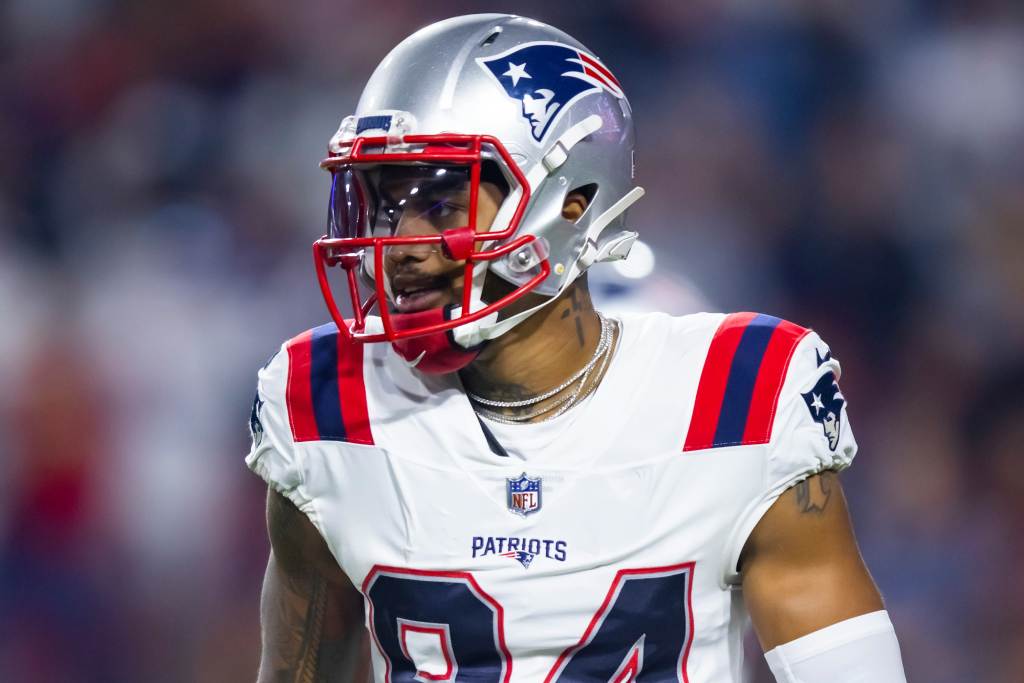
[765,611,907,683]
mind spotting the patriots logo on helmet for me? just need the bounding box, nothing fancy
[478,41,624,143]
[802,372,845,451]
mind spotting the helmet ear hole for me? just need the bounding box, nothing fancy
[564,183,598,223]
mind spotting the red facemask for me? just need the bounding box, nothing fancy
[312,133,550,354]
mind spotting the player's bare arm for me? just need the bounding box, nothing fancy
[741,471,906,680]
[740,471,882,648]
[258,488,369,683]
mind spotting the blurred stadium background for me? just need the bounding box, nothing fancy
[2,1,1022,681]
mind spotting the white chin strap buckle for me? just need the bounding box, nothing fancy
[450,308,500,349]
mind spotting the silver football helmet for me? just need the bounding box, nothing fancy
[314,13,644,371]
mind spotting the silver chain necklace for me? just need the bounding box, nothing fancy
[468,314,610,408]
[470,314,617,424]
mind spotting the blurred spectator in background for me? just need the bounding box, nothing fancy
[1,1,1021,680]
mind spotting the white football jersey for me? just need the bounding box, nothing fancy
[246,311,857,682]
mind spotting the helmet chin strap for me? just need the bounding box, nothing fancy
[445,115,645,349]
[449,185,645,348]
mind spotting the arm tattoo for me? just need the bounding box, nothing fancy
[260,558,331,683]
[794,474,833,515]
[295,575,328,683]
[261,493,337,683]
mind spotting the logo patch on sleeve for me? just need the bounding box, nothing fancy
[249,394,265,447]
[801,372,845,451]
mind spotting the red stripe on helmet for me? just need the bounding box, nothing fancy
[582,66,622,95]
[580,52,621,88]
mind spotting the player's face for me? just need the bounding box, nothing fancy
[379,167,505,314]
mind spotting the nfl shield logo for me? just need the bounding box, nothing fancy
[506,472,542,517]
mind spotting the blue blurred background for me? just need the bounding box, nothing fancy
[2,1,1022,681]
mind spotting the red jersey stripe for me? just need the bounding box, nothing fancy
[336,332,374,445]
[742,320,809,446]
[683,312,758,452]
[285,329,319,441]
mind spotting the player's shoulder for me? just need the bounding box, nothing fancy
[619,309,825,363]
[253,321,375,446]
[657,310,808,340]
[671,310,830,369]
[613,310,729,357]
[680,311,838,452]
[255,322,338,396]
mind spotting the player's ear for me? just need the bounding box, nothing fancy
[561,190,589,222]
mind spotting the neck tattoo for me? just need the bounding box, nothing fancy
[469,313,617,424]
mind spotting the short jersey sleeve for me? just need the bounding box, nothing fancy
[764,330,857,494]
[245,347,316,516]
[722,330,858,583]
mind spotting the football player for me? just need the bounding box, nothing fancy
[247,14,907,683]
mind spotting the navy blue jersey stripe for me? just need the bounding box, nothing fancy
[712,314,782,447]
[310,323,347,441]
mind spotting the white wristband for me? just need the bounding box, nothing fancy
[765,610,907,683]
